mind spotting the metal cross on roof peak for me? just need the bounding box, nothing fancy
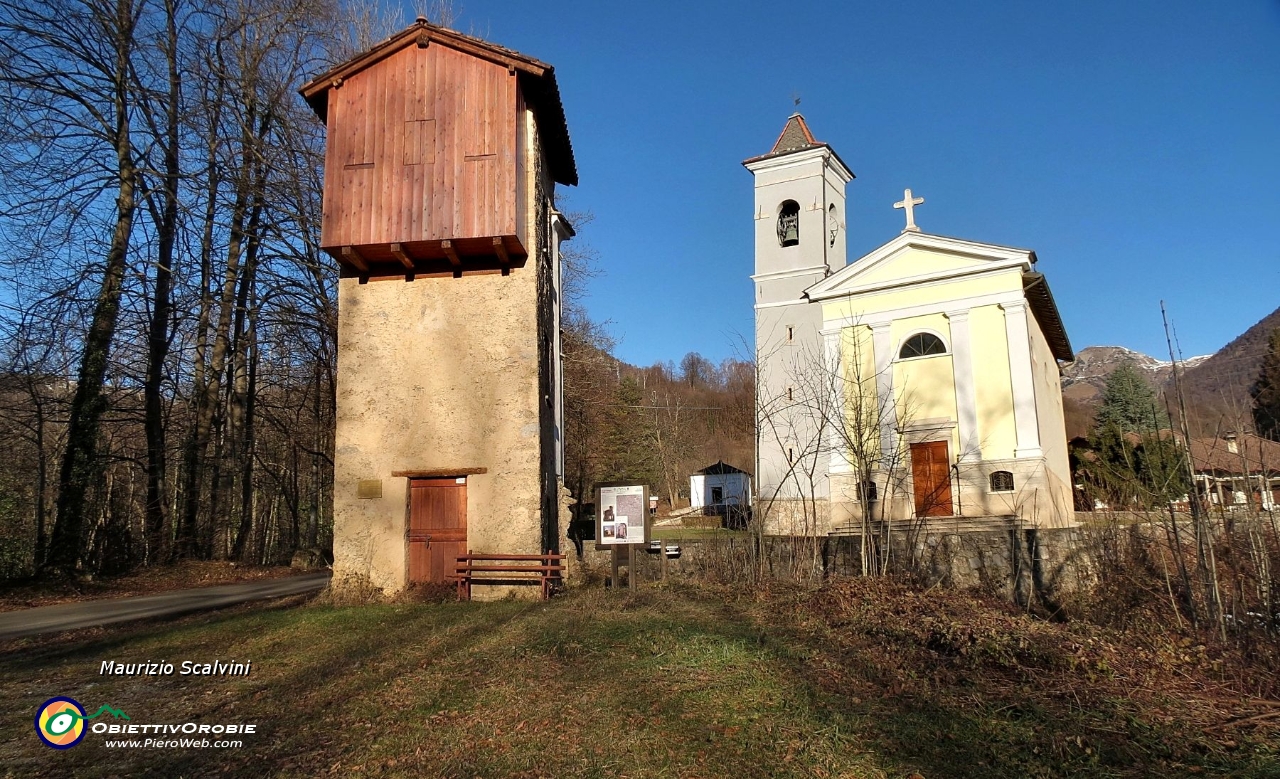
[893,188,924,233]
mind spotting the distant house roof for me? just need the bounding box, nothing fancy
[1189,433,1280,477]
[298,18,577,187]
[695,461,750,476]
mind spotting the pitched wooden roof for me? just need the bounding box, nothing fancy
[298,19,577,186]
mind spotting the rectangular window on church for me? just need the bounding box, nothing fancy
[787,386,793,402]
[787,326,794,343]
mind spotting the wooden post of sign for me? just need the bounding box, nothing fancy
[628,544,636,591]
[611,547,620,589]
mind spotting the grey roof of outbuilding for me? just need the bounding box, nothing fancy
[695,461,751,476]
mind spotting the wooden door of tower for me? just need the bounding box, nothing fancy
[910,441,953,518]
[408,478,467,584]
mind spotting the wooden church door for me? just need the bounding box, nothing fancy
[910,441,953,518]
[408,478,467,583]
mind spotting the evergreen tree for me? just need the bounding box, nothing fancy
[599,377,661,487]
[1251,329,1280,442]
[1094,363,1168,434]
[1079,362,1187,509]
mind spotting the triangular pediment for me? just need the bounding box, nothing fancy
[805,231,1036,301]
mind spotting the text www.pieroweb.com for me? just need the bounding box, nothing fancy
[103,738,242,748]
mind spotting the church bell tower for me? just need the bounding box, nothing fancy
[743,114,853,519]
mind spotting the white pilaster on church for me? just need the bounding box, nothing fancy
[945,309,981,463]
[870,321,897,465]
[823,327,851,474]
[1000,301,1043,458]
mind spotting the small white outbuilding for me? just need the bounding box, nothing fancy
[689,461,752,511]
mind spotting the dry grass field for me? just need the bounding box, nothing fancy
[2,579,1277,778]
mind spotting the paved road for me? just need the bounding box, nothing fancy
[0,572,331,641]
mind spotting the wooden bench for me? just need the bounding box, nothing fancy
[453,552,566,601]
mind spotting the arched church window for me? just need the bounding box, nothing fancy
[828,203,840,247]
[990,471,1015,492]
[777,200,800,247]
[898,332,947,359]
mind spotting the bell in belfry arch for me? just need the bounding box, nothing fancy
[777,200,800,247]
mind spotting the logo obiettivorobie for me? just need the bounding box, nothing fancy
[34,697,129,749]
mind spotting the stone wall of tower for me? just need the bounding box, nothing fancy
[330,100,561,599]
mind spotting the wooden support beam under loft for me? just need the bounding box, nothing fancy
[389,243,414,269]
[341,245,369,272]
[441,239,460,267]
[492,237,510,266]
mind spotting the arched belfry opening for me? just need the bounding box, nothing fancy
[777,200,800,247]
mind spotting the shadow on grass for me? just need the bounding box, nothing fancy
[1,583,1275,778]
[702,583,1279,779]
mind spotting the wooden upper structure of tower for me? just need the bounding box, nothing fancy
[299,18,577,274]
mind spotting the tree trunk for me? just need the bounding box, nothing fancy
[142,0,181,564]
[46,1,138,573]
[174,58,225,561]
[231,204,263,561]
[178,128,254,558]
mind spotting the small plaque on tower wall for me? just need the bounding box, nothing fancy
[357,480,383,499]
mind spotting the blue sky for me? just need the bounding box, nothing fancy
[401,0,1280,367]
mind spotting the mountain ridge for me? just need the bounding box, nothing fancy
[1059,305,1280,436]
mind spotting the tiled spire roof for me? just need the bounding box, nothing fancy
[770,113,821,154]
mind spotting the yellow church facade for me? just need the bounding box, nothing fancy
[807,231,1076,531]
[748,115,1076,540]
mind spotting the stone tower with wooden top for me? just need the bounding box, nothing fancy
[300,18,576,596]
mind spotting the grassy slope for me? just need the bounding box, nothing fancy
[1,582,1276,778]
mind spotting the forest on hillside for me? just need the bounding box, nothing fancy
[0,0,357,579]
[561,312,754,513]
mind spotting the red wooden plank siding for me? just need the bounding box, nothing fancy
[410,45,426,242]
[321,84,342,246]
[384,48,400,244]
[318,38,524,255]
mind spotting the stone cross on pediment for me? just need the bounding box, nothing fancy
[894,188,924,233]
